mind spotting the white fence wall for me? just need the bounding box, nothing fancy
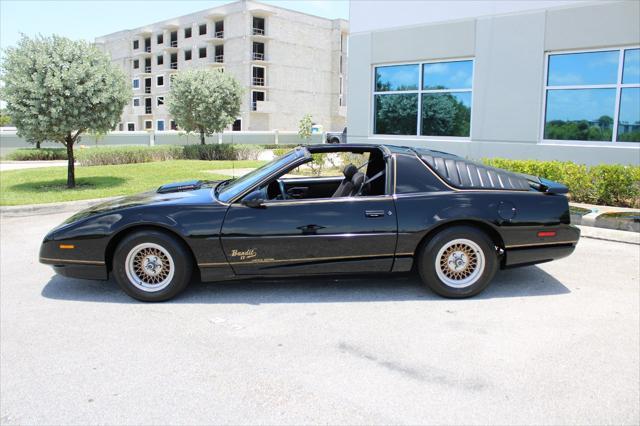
[0,130,324,156]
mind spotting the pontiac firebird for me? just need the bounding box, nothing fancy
[40,144,580,301]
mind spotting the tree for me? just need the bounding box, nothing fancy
[167,69,243,145]
[1,35,129,188]
[0,109,12,127]
[421,93,471,137]
[298,114,313,141]
[374,94,418,135]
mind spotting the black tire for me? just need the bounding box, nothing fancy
[417,226,498,298]
[112,230,193,302]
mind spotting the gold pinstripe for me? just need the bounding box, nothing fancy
[40,257,105,265]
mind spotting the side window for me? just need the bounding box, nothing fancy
[288,152,370,178]
[395,154,443,194]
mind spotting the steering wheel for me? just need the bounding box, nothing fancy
[277,180,288,200]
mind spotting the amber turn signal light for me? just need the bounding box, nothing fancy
[59,244,75,249]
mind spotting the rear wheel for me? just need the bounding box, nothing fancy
[417,226,498,298]
[112,230,193,302]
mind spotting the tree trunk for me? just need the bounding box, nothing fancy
[200,129,206,145]
[36,140,41,149]
[65,138,75,189]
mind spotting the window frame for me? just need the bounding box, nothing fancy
[370,57,475,141]
[156,96,165,107]
[540,46,640,147]
[157,119,165,131]
[127,122,136,132]
[184,49,192,61]
[132,78,140,90]
[144,120,153,130]
[156,75,164,88]
[132,97,140,107]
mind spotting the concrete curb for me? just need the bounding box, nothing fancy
[577,225,639,245]
[0,197,119,218]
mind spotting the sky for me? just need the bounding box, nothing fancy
[0,0,349,51]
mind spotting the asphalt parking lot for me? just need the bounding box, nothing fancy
[1,211,638,425]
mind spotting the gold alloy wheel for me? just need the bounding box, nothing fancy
[435,238,485,288]
[125,243,175,292]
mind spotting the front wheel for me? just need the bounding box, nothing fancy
[112,230,193,302]
[417,226,498,298]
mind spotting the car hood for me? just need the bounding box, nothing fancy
[59,180,221,226]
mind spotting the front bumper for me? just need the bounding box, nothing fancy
[49,263,108,280]
[39,238,108,281]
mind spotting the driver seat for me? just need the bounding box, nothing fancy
[332,164,358,197]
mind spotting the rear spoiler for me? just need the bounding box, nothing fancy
[520,174,569,194]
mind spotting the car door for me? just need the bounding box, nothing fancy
[220,195,397,275]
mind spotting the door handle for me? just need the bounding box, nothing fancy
[365,210,385,218]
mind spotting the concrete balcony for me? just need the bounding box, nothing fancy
[133,50,153,58]
[163,41,179,52]
[134,69,153,76]
[207,36,224,45]
[250,28,272,41]
[251,53,270,64]
[206,56,224,68]
[134,28,153,37]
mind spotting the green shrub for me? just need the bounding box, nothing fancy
[483,158,640,208]
[589,164,639,207]
[182,144,237,161]
[6,148,68,161]
[76,145,184,166]
[273,148,291,157]
[234,145,262,161]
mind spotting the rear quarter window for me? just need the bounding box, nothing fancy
[395,154,444,194]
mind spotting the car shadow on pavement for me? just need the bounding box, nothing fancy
[41,266,570,304]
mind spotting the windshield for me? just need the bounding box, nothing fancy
[216,148,306,203]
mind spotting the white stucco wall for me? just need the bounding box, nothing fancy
[349,0,584,33]
[347,0,640,165]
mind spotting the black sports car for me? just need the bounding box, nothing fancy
[40,144,580,301]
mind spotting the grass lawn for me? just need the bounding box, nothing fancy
[0,160,264,206]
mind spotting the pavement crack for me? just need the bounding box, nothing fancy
[337,341,486,391]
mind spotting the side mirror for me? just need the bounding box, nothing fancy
[242,198,265,208]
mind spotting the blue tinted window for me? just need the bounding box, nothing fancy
[421,92,471,137]
[622,49,640,85]
[423,60,473,90]
[132,79,140,89]
[548,51,619,86]
[375,65,419,91]
[544,89,616,141]
[374,94,418,135]
[617,88,640,142]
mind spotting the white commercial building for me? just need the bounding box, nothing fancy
[95,0,347,133]
[347,0,640,165]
